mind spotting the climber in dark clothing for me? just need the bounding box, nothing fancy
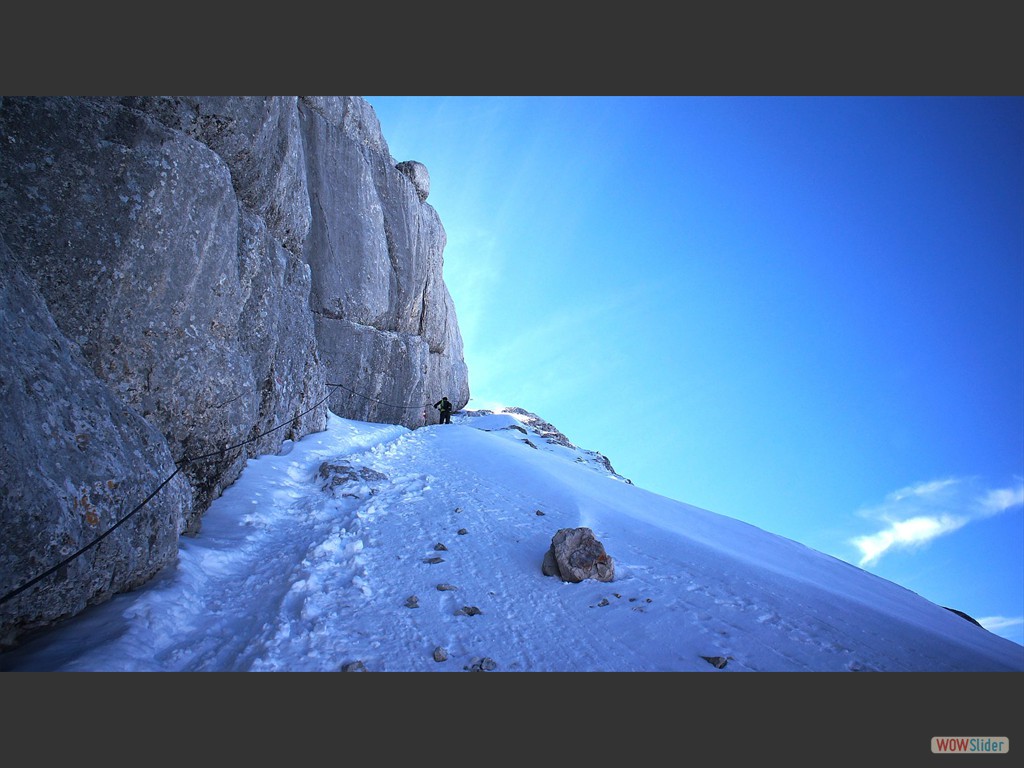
[433,396,453,424]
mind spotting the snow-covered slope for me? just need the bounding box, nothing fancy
[2,408,1021,672]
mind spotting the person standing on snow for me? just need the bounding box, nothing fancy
[433,396,453,424]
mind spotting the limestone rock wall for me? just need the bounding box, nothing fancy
[298,96,469,426]
[0,241,192,647]
[0,96,469,646]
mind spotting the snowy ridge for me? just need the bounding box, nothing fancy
[459,407,629,481]
[2,409,1022,672]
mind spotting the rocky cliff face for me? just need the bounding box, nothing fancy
[0,96,469,647]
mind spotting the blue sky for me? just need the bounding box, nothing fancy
[362,96,1024,645]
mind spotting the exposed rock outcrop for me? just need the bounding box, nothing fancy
[944,606,985,628]
[463,407,630,482]
[395,160,430,203]
[316,461,389,498]
[0,96,469,647]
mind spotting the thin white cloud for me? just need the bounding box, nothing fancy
[851,513,967,567]
[976,615,1024,633]
[976,484,1024,517]
[849,476,1024,567]
[888,477,959,503]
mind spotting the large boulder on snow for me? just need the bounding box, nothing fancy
[542,527,615,583]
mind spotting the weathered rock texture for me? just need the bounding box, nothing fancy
[0,96,469,647]
[542,527,616,583]
[0,242,192,645]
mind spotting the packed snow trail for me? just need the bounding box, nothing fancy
[4,412,651,671]
[3,410,1021,672]
[0,417,408,671]
[245,415,656,672]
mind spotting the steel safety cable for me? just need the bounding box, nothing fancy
[328,380,435,410]
[1,384,342,606]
